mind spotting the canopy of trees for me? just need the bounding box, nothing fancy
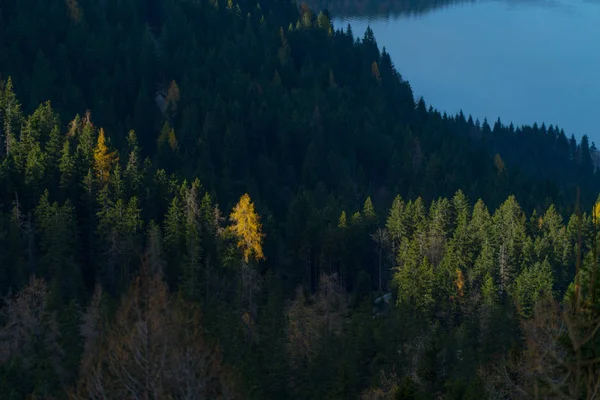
[1,0,600,398]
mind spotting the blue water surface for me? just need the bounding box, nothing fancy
[327,0,600,141]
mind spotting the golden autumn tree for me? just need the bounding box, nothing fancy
[93,128,118,185]
[229,194,264,335]
[229,193,265,263]
[593,201,600,226]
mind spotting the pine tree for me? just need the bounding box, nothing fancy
[450,191,473,270]
[0,209,27,294]
[45,125,62,171]
[494,196,527,294]
[164,195,185,288]
[386,195,406,259]
[34,191,83,305]
[181,180,202,301]
[96,196,143,293]
[481,272,498,307]
[398,256,434,313]
[407,197,427,236]
[452,190,470,233]
[57,300,83,382]
[124,130,143,195]
[350,211,362,227]
[338,211,347,229]
[24,142,46,189]
[580,134,593,173]
[362,196,377,224]
[145,221,165,277]
[514,258,553,318]
[1,78,23,157]
[429,197,452,239]
[371,228,389,291]
[76,112,96,165]
[470,199,492,246]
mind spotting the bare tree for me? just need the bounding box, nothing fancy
[483,296,600,399]
[72,264,237,400]
[0,275,61,372]
[286,273,348,390]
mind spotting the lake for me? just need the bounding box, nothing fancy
[317,0,600,142]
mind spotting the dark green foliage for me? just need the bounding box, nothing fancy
[0,0,599,398]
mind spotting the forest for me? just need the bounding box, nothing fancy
[304,0,476,20]
[1,0,600,398]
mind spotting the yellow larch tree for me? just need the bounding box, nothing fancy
[93,128,118,185]
[229,193,264,263]
[229,194,265,340]
[593,201,600,226]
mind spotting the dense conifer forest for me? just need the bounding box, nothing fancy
[1,0,600,398]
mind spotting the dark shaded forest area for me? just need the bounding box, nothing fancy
[304,0,476,19]
[1,0,600,398]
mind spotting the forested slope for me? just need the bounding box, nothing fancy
[1,0,598,215]
[1,0,600,398]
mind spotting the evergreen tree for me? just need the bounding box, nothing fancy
[181,179,203,301]
[363,196,377,224]
[164,194,185,288]
[124,130,143,196]
[1,78,23,157]
[34,191,83,305]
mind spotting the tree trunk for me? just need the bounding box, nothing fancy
[378,245,383,292]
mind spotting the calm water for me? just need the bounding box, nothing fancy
[323,0,600,141]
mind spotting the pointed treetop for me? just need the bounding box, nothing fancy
[594,202,600,226]
[363,196,376,221]
[351,211,362,226]
[166,80,180,117]
[229,194,265,263]
[93,128,119,185]
[338,210,347,228]
[371,61,381,82]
